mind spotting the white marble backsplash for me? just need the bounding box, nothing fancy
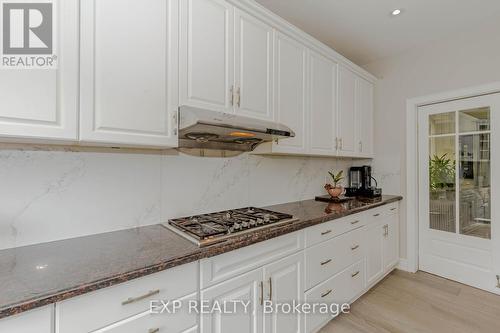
[0,144,360,250]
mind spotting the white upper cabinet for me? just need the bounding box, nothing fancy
[0,0,78,143]
[309,51,337,155]
[234,9,274,120]
[270,32,308,154]
[180,0,234,113]
[357,77,374,157]
[79,0,178,148]
[338,65,357,156]
[337,65,375,157]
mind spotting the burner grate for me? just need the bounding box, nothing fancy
[168,207,294,241]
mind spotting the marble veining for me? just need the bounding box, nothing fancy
[0,195,402,319]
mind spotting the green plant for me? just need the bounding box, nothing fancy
[429,153,455,190]
[327,170,344,188]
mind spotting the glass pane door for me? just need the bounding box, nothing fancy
[428,108,491,239]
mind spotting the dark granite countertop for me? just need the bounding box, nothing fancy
[0,195,402,319]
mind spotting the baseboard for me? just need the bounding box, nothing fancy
[396,258,410,272]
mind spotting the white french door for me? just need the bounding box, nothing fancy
[418,93,500,294]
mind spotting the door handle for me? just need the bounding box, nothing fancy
[351,220,360,225]
[351,245,360,251]
[236,87,241,107]
[230,86,234,106]
[496,275,500,289]
[321,230,332,236]
[149,329,160,333]
[351,271,360,278]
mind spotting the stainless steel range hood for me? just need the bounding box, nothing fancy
[178,106,294,153]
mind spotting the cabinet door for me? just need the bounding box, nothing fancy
[338,65,357,155]
[273,33,308,154]
[365,213,384,287]
[263,253,303,333]
[309,51,337,155]
[80,0,178,147]
[383,207,400,270]
[356,77,374,157]
[0,0,78,142]
[201,269,262,333]
[180,0,234,113]
[0,306,53,333]
[234,10,273,121]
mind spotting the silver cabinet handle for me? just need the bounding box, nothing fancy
[351,271,360,278]
[373,213,380,217]
[383,224,389,236]
[149,329,160,333]
[122,289,160,306]
[335,137,339,150]
[339,138,343,150]
[390,207,397,211]
[268,277,273,301]
[321,289,332,298]
[496,275,500,288]
[320,259,332,266]
[230,86,234,106]
[351,245,360,251]
[236,87,241,107]
[260,281,264,306]
[351,220,360,225]
[321,230,332,236]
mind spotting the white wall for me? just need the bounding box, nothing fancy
[0,144,354,250]
[363,19,500,258]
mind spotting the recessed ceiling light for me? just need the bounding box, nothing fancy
[391,9,402,16]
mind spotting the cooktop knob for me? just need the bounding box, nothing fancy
[263,214,270,223]
[242,221,249,228]
[233,223,241,230]
[256,218,264,225]
[249,219,257,227]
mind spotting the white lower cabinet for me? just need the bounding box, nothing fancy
[200,251,304,333]
[200,268,263,333]
[263,253,304,333]
[94,293,198,333]
[304,260,365,333]
[366,205,400,288]
[1,205,398,333]
[56,262,198,333]
[0,305,53,333]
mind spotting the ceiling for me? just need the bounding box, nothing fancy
[254,0,500,65]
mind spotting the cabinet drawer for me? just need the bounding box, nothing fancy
[57,262,198,333]
[0,306,53,333]
[304,213,365,247]
[305,227,364,290]
[200,231,303,289]
[304,260,365,333]
[94,293,198,333]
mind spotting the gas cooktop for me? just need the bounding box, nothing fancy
[164,207,298,247]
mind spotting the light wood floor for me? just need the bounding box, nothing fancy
[319,270,500,333]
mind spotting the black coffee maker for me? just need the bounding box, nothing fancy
[345,166,382,198]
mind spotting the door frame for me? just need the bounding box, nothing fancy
[405,81,500,273]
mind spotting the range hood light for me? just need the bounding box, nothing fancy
[229,131,256,137]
